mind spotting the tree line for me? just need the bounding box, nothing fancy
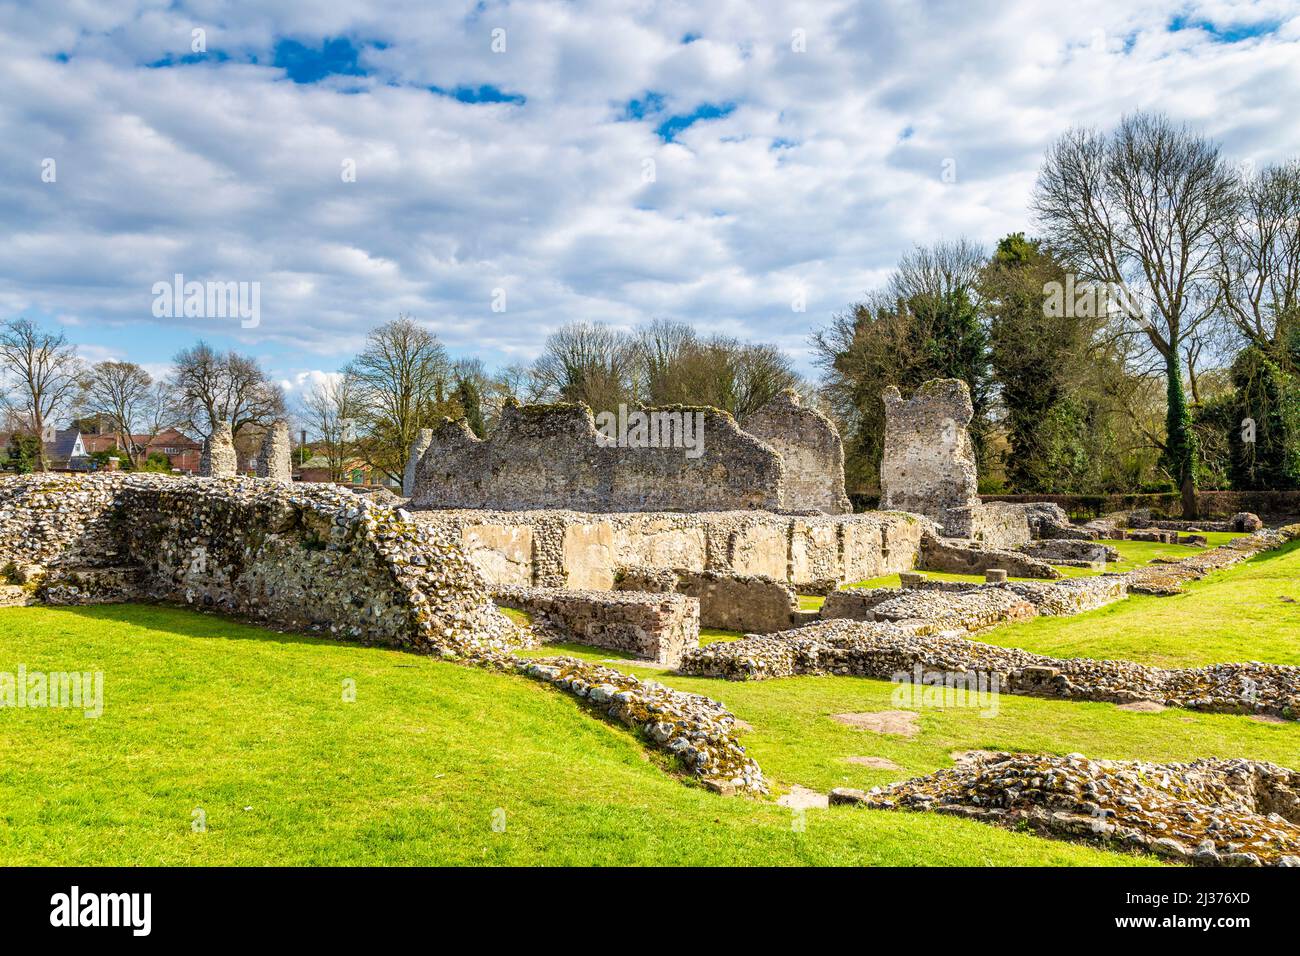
[0,315,800,485]
[816,112,1300,516]
[4,112,1296,513]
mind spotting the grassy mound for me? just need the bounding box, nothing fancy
[0,604,1143,866]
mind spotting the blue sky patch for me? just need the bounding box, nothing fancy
[429,84,526,105]
[655,102,736,142]
[623,91,666,120]
[147,50,233,69]
[273,37,371,83]
[1167,15,1281,42]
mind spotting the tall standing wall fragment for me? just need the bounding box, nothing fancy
[741,388,851,515]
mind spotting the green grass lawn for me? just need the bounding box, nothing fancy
[0,603,1148,866]
[6,533,1292,867]
[975,539,1300,668]
[844,534,1247,589]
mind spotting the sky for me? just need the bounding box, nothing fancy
[2,0,1300,400]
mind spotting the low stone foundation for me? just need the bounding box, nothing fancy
[415,507,930,591]
[1018,539,1117,567]
[865,588,1039,633]
[820,575,1129,624]
[831,752,1300,867]
[678,619,1300,720]
[516,656,764,793]
[494,585,698,666]
[919,536,1060,579]
[615,566,799,634]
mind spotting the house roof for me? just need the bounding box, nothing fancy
[46,428,84,460]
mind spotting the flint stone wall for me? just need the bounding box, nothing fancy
[615,566,800,634]
[1018,539,1116,568]
[740,389,851,514]
[919,535,1060,579]
[410,401,784,513]
[680,618,1300,722]
[0,473,767,794]
[416,508,930,591]
[256,421,293,482]
[199,422,238,477]
[403,428,433,498]
[879,380,1035,549]
[880,379,979,523]
[0,473,517,652]
[494,585,698,666]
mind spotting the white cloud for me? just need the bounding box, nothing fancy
[1,0,1298,379]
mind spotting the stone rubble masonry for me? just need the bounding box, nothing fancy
[878,380,1033,549]
[0,472,764,794]
[409,389,856,515]
[0,472,517,650]
[256,420,293,482]
[880,379,979,524]
[403,428,434,498]
[1017,538,1118,568]
[1020,501,1097,540]
[831,752,1300,867]
[410,401,785,513]
[414,507,931,591]
[517,656,765,794]
[919,535,1060,579]
[693,528,1296,688]
[820,575,1129,624]
[866,587,1039,633]
[494,584,698,666]
[679,617,1300,720]
[1134,511,1263,534]
[199,421,238,477]
[615,566,800,634]
[740,388,851,515]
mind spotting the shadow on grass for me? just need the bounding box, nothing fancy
[1240,537,1300,566]
[32,601,381,653]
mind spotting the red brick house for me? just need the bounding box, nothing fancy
[81,427,203,473]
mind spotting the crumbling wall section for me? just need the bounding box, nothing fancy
[415,508,929,591]
[199,422,238,477]
[494,585,698,665]
[741,389,851,514]
[0,473,518,653]
[880,379,979,524]
[615,566,801,634]
[410,402,784,512]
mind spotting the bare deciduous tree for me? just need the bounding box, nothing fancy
[0,318,85,471]
[169,341,285,439]
[1216,159,1300,356]
[531,321,637,412]
[299,373,361,483]
[81,360,168,468]
[1034,112,1239,516]
[347,316,452,484]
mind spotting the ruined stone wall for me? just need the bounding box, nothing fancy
[942,502,1033,549]
[615,566,801,634]
[403,428,433,498]
[256,421,292,482]
[415,508,930,592]
[0,473,517,653]
[919,535,1060,579]
[494,585,698,666]
[741,389,851,515]
[880,379,979,524]
[199,422,238,477]
[410,402,784,513]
